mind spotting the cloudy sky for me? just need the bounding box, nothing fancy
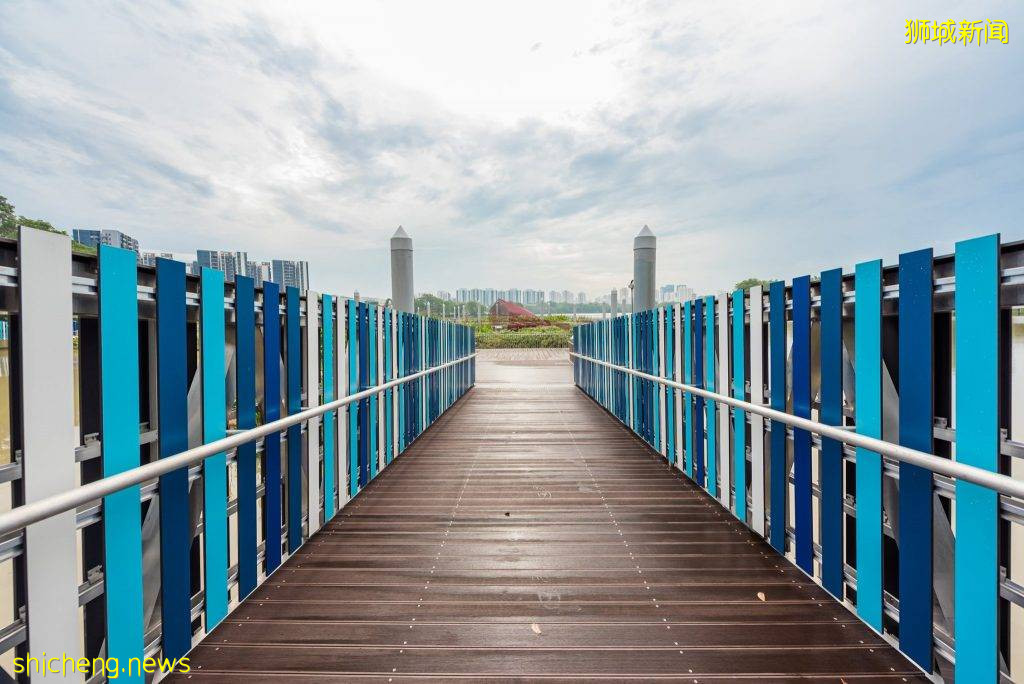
[1,1,1021,299]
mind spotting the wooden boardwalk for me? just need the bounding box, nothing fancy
[175,351,923,681]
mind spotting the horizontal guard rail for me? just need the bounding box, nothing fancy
[570,351,1024,501]
[0,352,477,536]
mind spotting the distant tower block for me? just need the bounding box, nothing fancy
[610,289,618,317]
[390,226,414,313]
[633,225,656,311]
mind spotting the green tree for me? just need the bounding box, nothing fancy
[0,194,96,254]
[734,277,771,291]
[0,195,16,232]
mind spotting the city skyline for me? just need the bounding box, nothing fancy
[77,227,312,291]
[433,282,696,307]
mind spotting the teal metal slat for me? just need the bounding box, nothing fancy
[665,307,675,466]
[953,234,1000,681]
[323,295,336,519]
[348,299,359,497]
[98,245,145,678]
[854,259,883,631]
[200,267,228,629]
[684,300,693,478]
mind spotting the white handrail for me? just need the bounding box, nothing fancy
[0,353,477,536]
[570,351,1024,500]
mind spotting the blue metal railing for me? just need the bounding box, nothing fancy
[573,232,1023,682]
[0,229,476,680]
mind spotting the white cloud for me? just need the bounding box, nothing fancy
[0,0,1021,299]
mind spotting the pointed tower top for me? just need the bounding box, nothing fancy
[391,225,413,250]
[634,224,656,250]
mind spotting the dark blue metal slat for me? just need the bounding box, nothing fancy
[154,258,191,660]
[262,281,282,572]
[898,248,934,669]
[235,276,257,598]
[819,268,843,598]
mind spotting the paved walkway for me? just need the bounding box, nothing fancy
[173,350,922,681]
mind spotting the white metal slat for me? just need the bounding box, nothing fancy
[717,294,730,509]
[305,292,321,534]
[749,285,766,536]
[19,228,83,679]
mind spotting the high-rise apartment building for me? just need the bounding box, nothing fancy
[271,259,309,291]
[139,251,174,267]
[73,229,140,254]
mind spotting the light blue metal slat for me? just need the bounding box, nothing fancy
[731,290,746,524]
[953,234,1000,682]
[98,245,145,676]
[665,307,675,466]
[694,299,705,487]
[385,309,393,465]
[398,312,405,452]
[200,267,228,629]
[652,309,661,452]
[854,259,883,631]
[323,295,336,519]
[348,299,359,497]
[684,300,693,478]
[369,304,378,479]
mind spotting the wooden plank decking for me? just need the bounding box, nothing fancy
[173,350,924,681]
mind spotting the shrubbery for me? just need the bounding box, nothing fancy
[476,325,570,349]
